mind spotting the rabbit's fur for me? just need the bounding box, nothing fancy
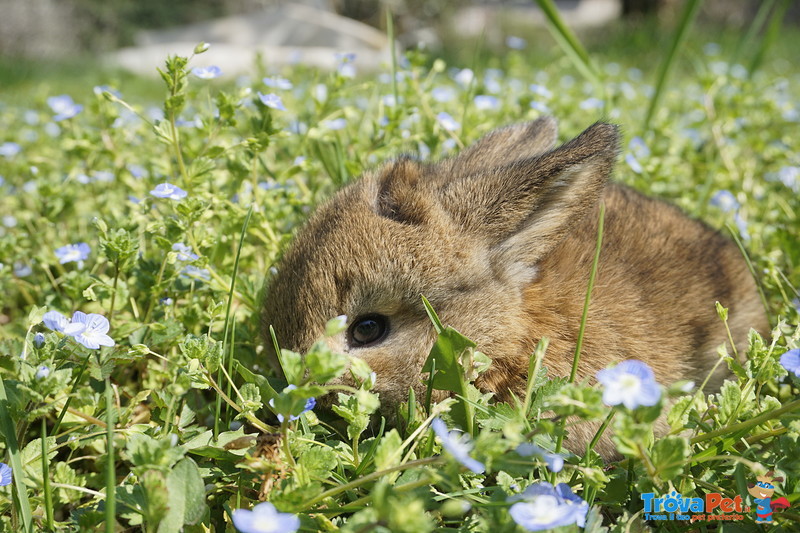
[261,117,768,457]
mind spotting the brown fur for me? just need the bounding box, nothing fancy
[261,117,768,458]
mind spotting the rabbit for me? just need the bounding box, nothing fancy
[260,117,769,458]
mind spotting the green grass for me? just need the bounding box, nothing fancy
[0,16,799,533]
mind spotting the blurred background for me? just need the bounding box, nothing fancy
[0,0,797,103]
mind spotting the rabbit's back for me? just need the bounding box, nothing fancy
[478,182,767,401]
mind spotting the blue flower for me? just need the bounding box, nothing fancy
[529,101,551,114]
[625,153,643,174]
[0,463,12,486]
[508,482,588,531]
[431,418,485,474]
[0,142,21,158]
[515,443,564,472]
[172,242,198,262]
[777,166,799,192]
[232,501,300,533]
[93,85,122,98]
[191,66,222,79]
[181,265,211,281]
[596,359,661,409]
[506,36,527,49]
[432,87,456,103]
[55,243,90,264]
[436,112,460,132]
[529,84,552,99]
[263,76,293,90]
[321,118,347,131]
[579,97,604,110]
[33,332,45,347]
[47,95,83,121]
[68,311,115,350]
[474,95,499,111]
[36,365,50,379]
[127,164,148,179]
[629,136,650,159]
[150,183,188,200]
[257,92,286,111]
[780,349,800,378]
[269,385,316,423]
[14,262,32,277]
[710,190,739,213]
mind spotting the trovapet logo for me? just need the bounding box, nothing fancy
[641,490,747,522]
[747,471,791,523]
[640,469,792,523]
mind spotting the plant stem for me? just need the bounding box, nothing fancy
[105,378,116,533]
[42,418,54,531]
[691,397,800,445]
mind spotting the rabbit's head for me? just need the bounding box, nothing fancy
[261,118,619,405]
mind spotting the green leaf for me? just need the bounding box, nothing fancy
[27,306,47,327]
[374,429,403,471]
[158,457,206,532]
[651,436,690,481]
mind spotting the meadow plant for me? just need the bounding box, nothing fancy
[0,18,798,533]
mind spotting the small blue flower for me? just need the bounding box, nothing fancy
[93,85,122,98]
[579,97,604,110]
[47,95,83,121]
[596,359,661,409]
[160,297,174,306]
[150,183,188,200]
[436,112,460,132]
[508,482,588,531]
[710,190,739,213]
[14,261,32,277]
[181,265,211,281]
[127,164,147,179]
[629,136,650,159]
[321,118,347,131]
[625,153,643,174]
[516,443,564,472]
[529,101,551,114]
[269,385,316,423]
[453,68,474,86]
[36,365,50,379]
[257,92,286,111]
[431,87,456,103]
[33,332,45,347]
[191,66,222,79]
[0,463,12,486]
[172,242,198,262]
[777,166,799,191]
[55,243,90,264]
[69,311,115,350]
[431,418,485,474]
[92,170,114,182]
[0,142,21,158]
[474,95,499,111]
[506,36,527,50]
[780,349,800,378]
[263,76,293,90]
[529,84,552,99]
[335,52,357,64]
[232,501,300,533]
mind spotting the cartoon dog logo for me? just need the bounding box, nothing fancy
[747,471,791,523]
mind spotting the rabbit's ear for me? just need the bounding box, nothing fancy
[374,156,434,225]
[449,117,558,174]
[440,122,619,266]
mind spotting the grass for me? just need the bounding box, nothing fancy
[0,13,799,533]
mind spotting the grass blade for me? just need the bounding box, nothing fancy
[0,379,33,533]
[215,204,254,438]
[42,418,54,530]
[747,0,790,76]
[533,0,602,91]
[105,377,116,533]
[643,0,704,131]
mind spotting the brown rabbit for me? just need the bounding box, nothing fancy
[261,117,768,457]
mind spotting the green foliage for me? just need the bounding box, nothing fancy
[0,14,799,533]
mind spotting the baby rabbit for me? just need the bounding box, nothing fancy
[261,117,768,456]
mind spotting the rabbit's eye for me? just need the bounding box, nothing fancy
[348,314,389,347]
